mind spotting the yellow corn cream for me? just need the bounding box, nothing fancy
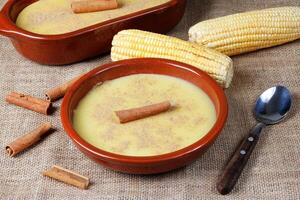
[16,0,170,35]
[73,74,217,156]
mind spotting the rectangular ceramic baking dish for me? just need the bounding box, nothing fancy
[0,0,186,65]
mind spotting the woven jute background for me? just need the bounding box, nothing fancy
[0,0,299,199]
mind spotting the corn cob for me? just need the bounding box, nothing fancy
[111,29,233,88]
[189,7,300,56]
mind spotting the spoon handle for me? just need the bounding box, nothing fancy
[216,123,265,195]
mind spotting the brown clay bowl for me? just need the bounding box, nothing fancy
[61,58,228,174]
[0,0,186,65]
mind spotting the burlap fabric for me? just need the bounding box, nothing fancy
[0,0,300,199]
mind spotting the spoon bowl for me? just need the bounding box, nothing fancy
[254,86,292,125]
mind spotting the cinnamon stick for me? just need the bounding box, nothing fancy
[71,0,118,14]
[5,92,52,115]
[115,101,174,123]
[43,165,90,189]
[45,75,81,102]
[6,122,52,157]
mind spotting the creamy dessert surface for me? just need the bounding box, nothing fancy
[16,0,171,35]
[73,74,217,156]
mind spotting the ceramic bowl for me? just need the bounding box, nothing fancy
[61,58,228,174]
[0,0,186,65]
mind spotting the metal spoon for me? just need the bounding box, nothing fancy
[217,85,292,195]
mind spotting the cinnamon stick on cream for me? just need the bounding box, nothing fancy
[71,0,118,14]
[5,92,52,115]
[45,75,81,102]
[6,122,52,157]
[115,101,174,123]
[43,165,90,189]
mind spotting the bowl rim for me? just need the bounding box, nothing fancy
[0,0,183,39]
[61,58,228,164]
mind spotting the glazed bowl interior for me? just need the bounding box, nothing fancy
[61,58,228,164]
[7,0,36,22]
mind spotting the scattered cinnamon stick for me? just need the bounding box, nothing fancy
[43,165,90,189]
[45,75,81,102]
[6,122,52,157]
[115,101,174,123]
[5,92,52,115]
[71,0,118,14]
